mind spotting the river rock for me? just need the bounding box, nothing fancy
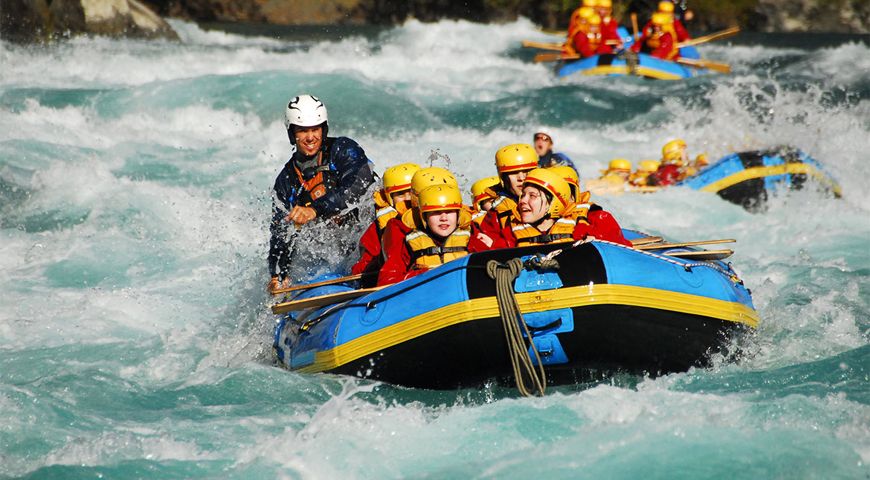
[0,0,178,43]
[756,0,869,33]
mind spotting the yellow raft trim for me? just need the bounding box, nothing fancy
[581,65,684,80]
[295,283,759,373]
[700,163,843,196]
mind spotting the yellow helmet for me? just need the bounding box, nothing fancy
[382,163,420,197]
[470,176,500,208]
[657,1,675,13]
[411,166,458,195]
[608,158,632,172]
[523,168,572,218]
[652,12,672,25]
[578,6,596,19]
[661,139,687,164]
[587,14,602,25]
[598,0,612,8]
[418,184,463,214]
[582,0,598,7]
[495,143,539,174]
[694,153,710,167]
[638,159,661,173]
[548,165,580,199]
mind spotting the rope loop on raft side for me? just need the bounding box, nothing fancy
[486,257,550,397]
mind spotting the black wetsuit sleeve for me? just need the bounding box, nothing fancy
[310,137,376,217]
[268,166,296,278]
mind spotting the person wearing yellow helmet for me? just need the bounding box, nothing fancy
[570,11,615,58]
[378,184,472,285]
[566,0,598,34]
[593,0,624,50]
[647,139,698,186]
[533,129,577,172]
[268,94,376,293]
[629,159,662,187]
[548,165,581,202]
[482,143,539,229]
[351,163,420,280]
[473,168,630,249]
[656,1,691,41]
[684,153,709,177]
[601,158,633,182]
[631,10,680,60]
[469,176,501,225]
[470,176,500,212]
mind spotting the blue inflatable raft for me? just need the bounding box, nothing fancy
[679,146,842,211]
[272,231,758,390]
[558,46,705,80]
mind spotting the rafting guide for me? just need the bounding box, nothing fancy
[268,94,376,293]
[533,129,578,173]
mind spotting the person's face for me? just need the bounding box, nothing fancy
[425,210,458,238]
[518,185,550,224]
[480,199,494,212]
[506,170,528,197]
[293,125,323,156]
[679,148,689,164]
[391,190,412,212]
[595,6,609,18]
[533,134,552,156]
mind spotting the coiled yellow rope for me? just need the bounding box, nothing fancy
[486,258,549,397]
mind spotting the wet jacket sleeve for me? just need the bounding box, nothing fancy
[572,32,596,58]
[652,33,677,60]
[310,137,376,218]
[268,166,296,278]
[377,219,412,286]
[472,210,511,251]
[674,20,690,42]
[351,221,382,276]
[574,208,631,246]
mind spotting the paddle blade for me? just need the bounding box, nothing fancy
[676,57,731,73]
[630,236,664,246]
[636,238,736,250]
[270,273,364,295]
[665,249,734,261]
[522,40,565,51]
[271,286,385,314]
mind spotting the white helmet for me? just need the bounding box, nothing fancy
[284,94,328,144]
[533,127,555,144]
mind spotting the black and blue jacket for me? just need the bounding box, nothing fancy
[268,136,375,278]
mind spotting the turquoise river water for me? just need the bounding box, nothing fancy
[1,19,869,479]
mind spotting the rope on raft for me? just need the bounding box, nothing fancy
[486,256,559,397]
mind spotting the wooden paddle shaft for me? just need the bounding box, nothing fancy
[271,273,365,295]
[636,238,736,250]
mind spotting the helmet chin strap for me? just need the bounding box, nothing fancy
[530,213,552,229]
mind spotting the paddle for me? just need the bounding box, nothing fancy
[630,236,664,246]
[524,39,621,52]
[676,26,740,49]
[664,249,734,261]
[631,13,639,42]
[271,286,388,314]
[534,52,581,63]
[522,40,565,51]
[636,238,736,250]
[675,57,731,73]
[270,273,368,295]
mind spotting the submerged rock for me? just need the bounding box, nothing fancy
[0,0,178,43]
